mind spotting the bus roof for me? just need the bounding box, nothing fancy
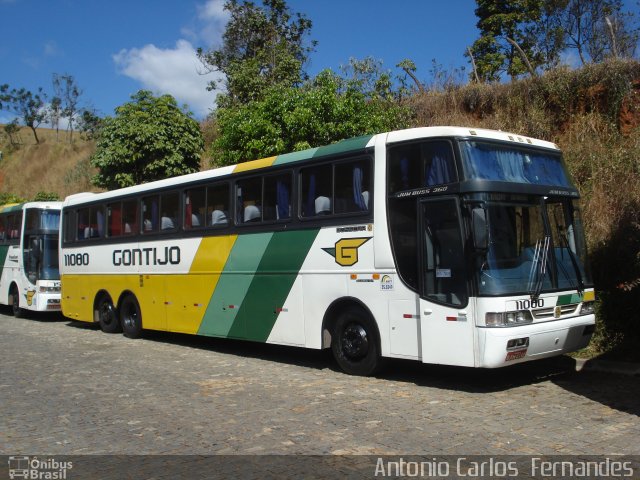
[62,126,559,207]
[0,202,62,213]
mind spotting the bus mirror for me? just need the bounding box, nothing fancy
[472,207,488,251]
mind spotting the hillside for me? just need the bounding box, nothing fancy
[1,59,639,361]
[0,127,97,199]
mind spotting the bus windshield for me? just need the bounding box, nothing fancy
[459,140,573,187]
[474,194,592,297]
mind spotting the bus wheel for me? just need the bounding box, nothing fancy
[331,307,381,376]
[97,295,121,334]
[10,286,24,318]
[120,295,142,339]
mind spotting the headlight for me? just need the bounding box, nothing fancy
[485,310,533,327]
[580,301,595,315]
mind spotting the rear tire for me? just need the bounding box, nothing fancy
[120,294,143,338]
[10,286,24,318]
[96,295,121,333]
[331,307,381,376]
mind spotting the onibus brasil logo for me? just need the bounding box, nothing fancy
[322,237,370,266]
[8,456,73,479]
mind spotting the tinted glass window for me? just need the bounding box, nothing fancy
[208,184,230,227]
[389,141,456,194]
[301,165,332,217]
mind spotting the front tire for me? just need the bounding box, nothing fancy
[120,294,142,338]
[331,307,381,376]
[96,295,121,333]
[10,286,24,318]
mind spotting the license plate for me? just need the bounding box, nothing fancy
[505,349,527,361]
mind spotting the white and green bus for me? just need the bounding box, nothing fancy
[60,127,595,375]
[0,202,62,316]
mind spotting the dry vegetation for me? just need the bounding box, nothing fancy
[1,59,638,360]
[0,127,98,199]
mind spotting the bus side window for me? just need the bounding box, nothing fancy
[301,165,332,217]
[264,173,291,221]
[236,177,262,224]
[335,160,370,214]
[107,202,122,237]
[160,192,179,232]
[207,183,229,227]
[0,215,6,242]
[122,200,138,235]
[141,196,159,233]
[185,187,206,229]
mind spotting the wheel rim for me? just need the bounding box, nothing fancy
[122,301,137,329]
[99,302,115,326]
[341,322,369,360]
[12,291,19,315]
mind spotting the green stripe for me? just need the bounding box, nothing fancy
[0,245,9,277]
[228,229,319,341]
[197,233,273,337]
[273,148,319,165]
[312,135,373,158]
[557,293,583,305]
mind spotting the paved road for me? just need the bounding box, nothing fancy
[1,310,638,460]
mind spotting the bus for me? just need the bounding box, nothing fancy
[59,127,595,375]
[0,202,62,317]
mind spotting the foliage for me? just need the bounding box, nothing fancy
[90,90,204,189]
[0,192,26,205]
[467,0,552,81]
[211,70,411,165]
[467,0,639,81]
[33,191,60,201]
[198,0,315,108]
[77,109,103,140]
[546,0,639,65]
[3,120,21,147]
[52,74,82,142]
[0,84,47,144]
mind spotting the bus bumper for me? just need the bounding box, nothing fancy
[477,314,595,368]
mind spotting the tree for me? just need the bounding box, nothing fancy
[545,0,639,64]
[53,74,82,142]
[0,85,47,144]
[211,70,410,166]
[198,0,315,107]
[77,108,103,140]
[467,0,559,81]
[91,91,204,190]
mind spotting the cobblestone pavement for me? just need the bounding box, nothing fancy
[1,311,639,458]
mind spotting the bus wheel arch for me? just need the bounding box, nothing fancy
[322,298,382,376]
[8,283,24,318]
[94,291,121,334]
[118,291,143,339]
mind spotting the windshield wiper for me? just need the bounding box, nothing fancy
[528,235,550,301]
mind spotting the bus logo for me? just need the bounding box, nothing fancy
[323,237,370,267]
[8,456,29,479]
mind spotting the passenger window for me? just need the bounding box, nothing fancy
[185,187,206,229]
[335,160,370,214]
[7,213,22,241]
[141,196,159,233]
[301,165,332,217]
[122,200,138,235]
[208,183,230,227]
[77,206,104,240]
[160,192,179,231]
[389,141,456,194]
[264,173,291,221]
[236,177,262,224]
[107,202,123,237]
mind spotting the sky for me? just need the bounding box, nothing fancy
[1,0,638,123]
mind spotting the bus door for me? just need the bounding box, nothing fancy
[418,197,475,367]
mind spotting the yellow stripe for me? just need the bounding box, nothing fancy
[232,156,277,173]
[583,290,595,302]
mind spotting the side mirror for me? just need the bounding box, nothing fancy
[472,207,488,251]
